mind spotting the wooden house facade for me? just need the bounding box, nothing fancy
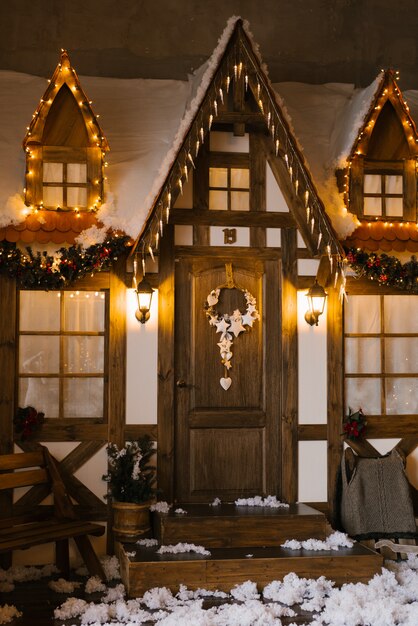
[0,19,416,566]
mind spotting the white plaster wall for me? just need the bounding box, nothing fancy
[298,441,328,502]
[297,289,328,502]
[126,289,158,425]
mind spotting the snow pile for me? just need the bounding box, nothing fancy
[0,605,22,625]
[150,501,171,514]
[0,563,58,590]
[282,531,354,551]
[230,580,260,601]
[85,576,107,594]
[48,577,81,593]
[264,572,334,612]
[174,508,188,515]
[235,495,289,508]
[210,497,221,507]
[156,543,211,556]
[136,537,159,547]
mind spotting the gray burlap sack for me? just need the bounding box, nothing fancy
[341,448,417,539]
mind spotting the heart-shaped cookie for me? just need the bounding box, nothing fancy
[220,377,232,390]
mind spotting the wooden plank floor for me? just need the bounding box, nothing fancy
[1,573,316,625]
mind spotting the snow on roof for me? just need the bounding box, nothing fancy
[0,51,414,243]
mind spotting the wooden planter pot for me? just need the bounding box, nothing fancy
[112,501,152,542]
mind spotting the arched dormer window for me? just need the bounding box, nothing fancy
[346,71,418,223]
[23,50,109,216]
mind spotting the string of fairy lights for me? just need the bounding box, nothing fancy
[135,26,348,299]
[23,49,108,216]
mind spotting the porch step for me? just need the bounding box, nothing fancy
[116,541,383,597]
[153,502,327,548]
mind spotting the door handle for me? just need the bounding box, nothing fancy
[176,379,187,388]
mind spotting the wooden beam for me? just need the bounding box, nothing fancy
[345,276,417,296]
[157,225,176,502]
[0,274,16,456]
[249,133,267,248]
[298,424,328,441]
[175,246,282,260]
[214,112,265,126]
[107,254,127,449]
[327,287,344,526]
[280,228,298,503]
[0,273,15,568]
[171,209,296,228]
[193,137,210,246]
[259,133,316,256]
[125,424,158,441]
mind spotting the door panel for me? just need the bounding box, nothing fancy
[175,256,281,502]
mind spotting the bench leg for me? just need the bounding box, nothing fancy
[74,535,106,581]
[56,539,70,576]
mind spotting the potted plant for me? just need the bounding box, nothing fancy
[103,436,157,541]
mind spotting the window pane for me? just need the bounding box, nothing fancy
[20,292,60,331]
[385,197,403,217]
[64,336,104,373]
[67,187,87,208]
[385,378,418,414]
[209,190,228,210]
[64,378,103,418]
[209,168,228,188]
[345,338,381,374]
[385,338,418,373]
[344,295,380,333]
[385,175,403,194]
[43,186,63,207]
[345,378,381,414]
[363,196,382,216]
[364,174,381,194]
[19,377,59,418]
[231,168,249,188]
[64,291,105,332]
[67,163,87,183]
[384,296,418,333]
[20,336,59,374]
[231,191,249,211]
[43,163,63,183]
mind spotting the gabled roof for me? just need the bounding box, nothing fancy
[133,18,343,263]
[23,50,109,152]
[346,69,418,162]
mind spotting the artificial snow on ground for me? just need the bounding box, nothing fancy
[2,553,418,625]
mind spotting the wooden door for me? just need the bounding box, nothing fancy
[174,256,281,502]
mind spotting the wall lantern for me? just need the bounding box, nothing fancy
[135,277,154,324]
[304,280,327,326]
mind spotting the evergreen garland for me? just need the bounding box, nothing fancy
[0,234,131,289]
[346,248,418,294]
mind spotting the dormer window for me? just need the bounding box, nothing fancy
[346,72,418,223]
[23,51,108,215]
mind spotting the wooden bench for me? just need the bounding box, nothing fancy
[0,446,106,579]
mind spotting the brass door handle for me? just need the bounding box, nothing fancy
[176,379,187,388]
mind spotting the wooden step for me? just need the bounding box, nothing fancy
[153,502,327,548]
[117,541,383,597]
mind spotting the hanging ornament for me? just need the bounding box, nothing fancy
[226,75,231,93]
[204,265,260,390]
[208,114,214,130]
[244,74,249,91]
[219,88,224,105]
[199,126,204,143]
